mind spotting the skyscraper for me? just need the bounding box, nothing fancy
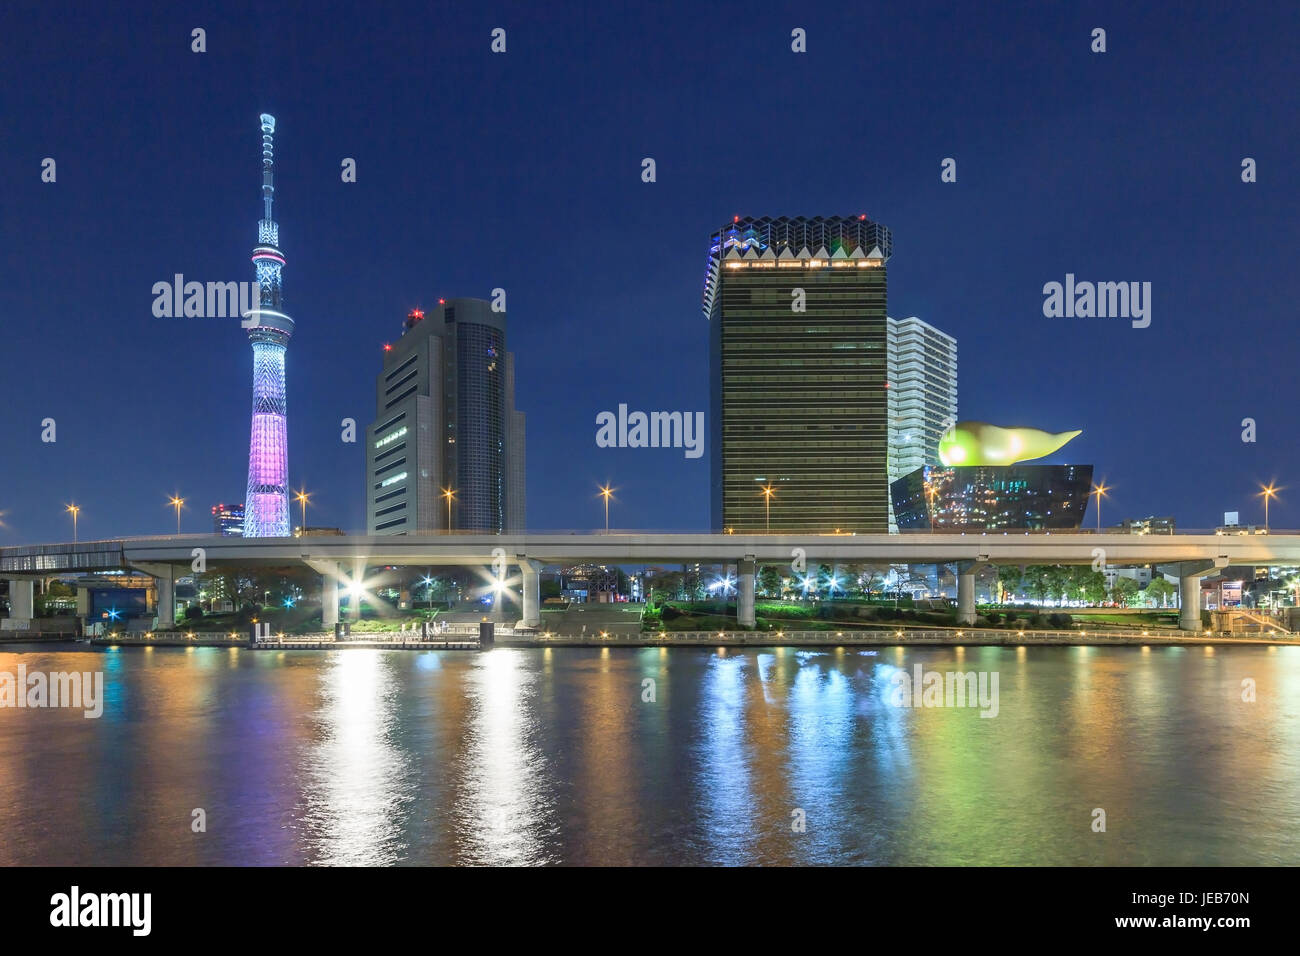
[242,114,293,537]
[886,316,957,531]
[211,502,245,537]
[704,216,892,533]
[365,298,525,534]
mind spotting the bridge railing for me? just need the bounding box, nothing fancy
[526,627,1300,644]
[95,631,247,644]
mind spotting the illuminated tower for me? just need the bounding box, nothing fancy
[242,113,294,537]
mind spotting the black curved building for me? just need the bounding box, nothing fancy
[891,463,1094,531]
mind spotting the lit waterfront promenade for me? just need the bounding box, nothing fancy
[80,625,1300,650]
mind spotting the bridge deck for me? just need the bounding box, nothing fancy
[6,531,1300,573]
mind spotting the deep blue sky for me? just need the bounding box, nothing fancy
[2,0,1297,543]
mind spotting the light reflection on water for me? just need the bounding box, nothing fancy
[298,651,411,865]
[1,644,1298,865]
[454,649,556,865]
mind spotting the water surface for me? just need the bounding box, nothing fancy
[1,643,1296,865]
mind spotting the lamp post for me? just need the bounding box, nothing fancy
[66,503,80,544]
[1259,483,1279,532]
[1091,481,1111,532]
[761,484,775,531]
[599,484,614,533]
[168,495,184,535]
[442,487,455,532]
[294,489,310,534]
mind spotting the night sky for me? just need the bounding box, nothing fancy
[2,0,1297,544]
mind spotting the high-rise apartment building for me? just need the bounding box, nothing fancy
[886,316,957,531]
[704,216,892,533]
[365,298,525,534]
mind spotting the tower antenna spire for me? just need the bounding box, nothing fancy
[260,113,275,221]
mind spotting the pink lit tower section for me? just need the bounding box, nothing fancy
[242,114,294,537]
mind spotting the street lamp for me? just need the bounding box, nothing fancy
[598,483,615,533]
[1091,481,1111,532]
[294,489,310,534]
[442,487,455,532]
[761,484,775,531]
[1259,483,1280,532]
[66,503,80,544]
[168,495,184,535]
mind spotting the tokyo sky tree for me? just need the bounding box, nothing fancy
[242,114,294,537]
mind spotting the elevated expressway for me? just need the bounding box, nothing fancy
[4,531,1297,631]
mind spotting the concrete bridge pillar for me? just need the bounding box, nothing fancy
[737,556,756,628]
[1179,574,1202,631]
[304,560,343,630]
[1158,558,1228,632]
[155,575,175,629]
[519,558,542,628]
[321,572,339,629]
[955,556,990,626]
[347,559,364,621]
[7,579,35,620]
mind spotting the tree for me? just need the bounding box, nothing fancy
[1145,577,1176,608]
[1080,570,1108,605]
[835,563,860,597]
[652,571,683,601]
[816,563,834,598]
[1044,566,1072,606]
[862,566,888,598]
[1112,577,1140,606]
[1023,566,1051,604]
[996,566,1024,603]
[758,565,782,598]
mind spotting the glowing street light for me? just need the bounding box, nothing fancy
[598,483,615,533]
[1259,483,1281,532]
[1090,481,1111,531]
[167,495,185,535]
[442,487,456,532]
[294,489,311,533]
[66,503,81,544]
[761,484,775,531]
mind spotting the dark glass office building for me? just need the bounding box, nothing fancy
[890,464,1094,531]
[365,298,525,534]
[704,216,893,533]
